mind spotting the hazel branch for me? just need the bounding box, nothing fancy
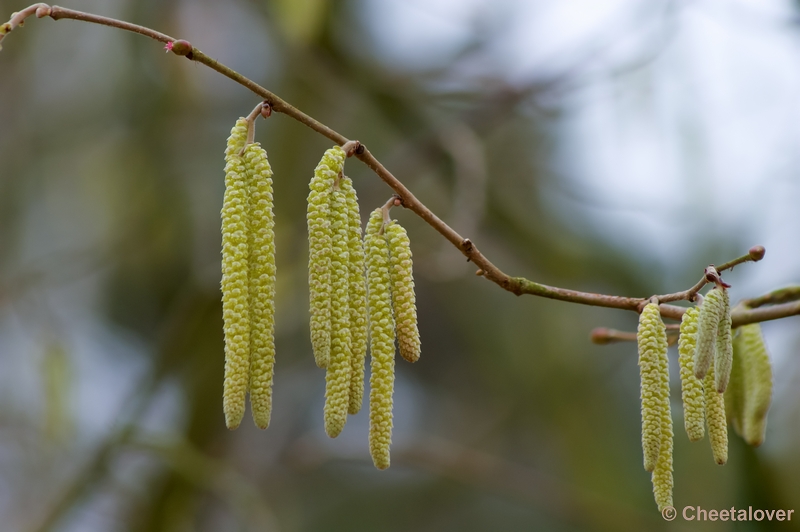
[2,6,798,328]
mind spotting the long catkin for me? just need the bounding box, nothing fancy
[386,221,420,364]
[637,303,668,473]
[704,364,728,465]
[678,307,705,442]
[694,288,725,380]
[307,146,346,368]
[243,143,277,430]
[726,330,746,437]
[366,208,396,470]
[736,323,773,446]
[341,176,368,416]
[221,120,251,430]
[323,186,352,438]
[714,289,733,393]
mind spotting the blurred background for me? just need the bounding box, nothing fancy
[1,0,799,530]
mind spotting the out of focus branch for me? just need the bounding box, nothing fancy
[2,6,799,328]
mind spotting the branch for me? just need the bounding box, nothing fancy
[0,6,792,328]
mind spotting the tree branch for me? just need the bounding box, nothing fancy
[2,6,796,328]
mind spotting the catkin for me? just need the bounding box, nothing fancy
[243,143,277,430]
[694,288,725,380]
[678,307,705,442]
[323,187,352,438]
[714,289,733,393]
[736,323,773,446]
[386,221,420,363]
[341,176,368,415]
[704,364,728,465]
[725,332,745,438]
[638,303,668,473]
[366,208,396,470]
[307,146,346,368]
[221,122,251,430]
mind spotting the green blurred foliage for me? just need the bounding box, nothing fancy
[0,0,798,531]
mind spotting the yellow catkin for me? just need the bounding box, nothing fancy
[341,176,368,415]
[694,288,725,380]
[726,329,745,437]
[714,289,733,393]
[386,221,420,363]
[243,143,276,430]
[366,208,396,470]
[307,146,346,368]
[637,303,668,473]
[323,187,352,438]
[736,323,773,446]
[221,123,250,430]
[678,307,705,442]
[652,335,674,512]
[704,364,728,465]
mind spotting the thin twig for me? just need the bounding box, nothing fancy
[2,6,795,326]
[742,285,800,309]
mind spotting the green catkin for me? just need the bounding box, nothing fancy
[725,331,745,437]
[221,122,251,430]
[307,146,346,368]
[714,289,733,393]
[341,176,368,415]
[678,307,705,442]
[243,143,276,430]
[652,326,674,512]
[637,303,668,473]
[366,208,396,470]
[694,288,725,380]
[736,323,773,446]
[704,364,728,465]
[386,221,420,364]
[323,187,352,438]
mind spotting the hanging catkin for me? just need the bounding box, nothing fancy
[323,186,352,438]
[637,302,668,473]
[386,221,420,363]
[725,331,745,438]
[366,208,396,470]
[735,323,773,446]
[307,146,346,368]
[341,176,368,416]
[221,119,251,430]
[704,364,728,465]
[243,142,277,430]
[678,307,705,442]
[694,288,725,380]
[652,329,674,512]
[714,289,733,393]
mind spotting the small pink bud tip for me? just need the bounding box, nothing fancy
[260,102,272,119]
[167,39,192,56]
[749,245,766,262]
[591,328,611,345]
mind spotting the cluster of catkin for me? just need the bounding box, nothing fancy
[307,146,420,470]
[221,116,277,431]
[638,286,774,512]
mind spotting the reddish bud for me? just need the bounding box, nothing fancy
[749,245,765,262]
[167,39,192,56]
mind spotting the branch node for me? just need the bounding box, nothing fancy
[341,140,360,157]
[475,269,484,277]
